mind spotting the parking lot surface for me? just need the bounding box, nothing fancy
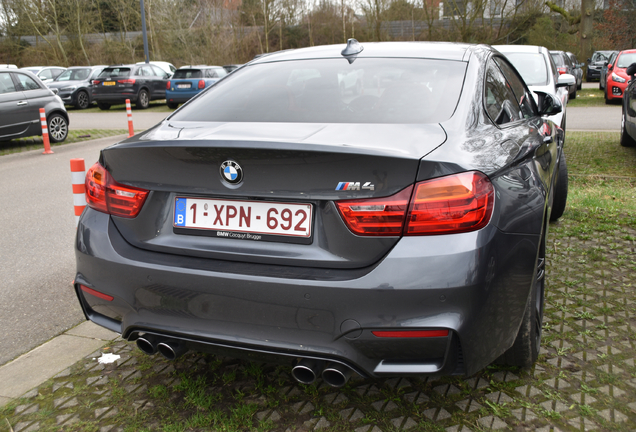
[2,209,635,432]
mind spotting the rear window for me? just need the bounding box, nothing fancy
[617,53,636,68]
[99,68,131,79]
[550,53,564,66]
[174,69,203,79]
[170,58,467,124]
[503,53,548,86]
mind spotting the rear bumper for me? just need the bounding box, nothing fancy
[587,68,601,80]
[92,93,138,104]
[75,208,538,377]
[166,90,199,104]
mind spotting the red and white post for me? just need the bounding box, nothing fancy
[126,99,134,137]
[39,108,53,154]
[70,158,86,226]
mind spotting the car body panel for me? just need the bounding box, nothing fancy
[623,65,636,141]
[75,42,561,378]
[587,50,615,81]
[0,69,69,141]
[599,51,618,90]
[47,66,107,108]
[606,49,636,102]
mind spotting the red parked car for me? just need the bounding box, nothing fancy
[605,49,636,104]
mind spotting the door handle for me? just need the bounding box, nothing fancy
[17,101,28,106]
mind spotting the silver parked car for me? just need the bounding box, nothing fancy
[0,68,69,143]
[20,66,66,83]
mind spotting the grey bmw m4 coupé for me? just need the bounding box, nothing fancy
[75,41,567,387]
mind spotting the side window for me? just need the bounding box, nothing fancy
[547,55,558,83]
[484,61,522,126]
[151,65,165,77]
[493,57,536,119]
[53,68,65,78]
[39,69,53,80]
[0,72,17,94]
[207,69,218,78]
[15,73,41,91]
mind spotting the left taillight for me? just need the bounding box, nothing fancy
[198,80,205,89]
[335,171,494,237]
[167,80,171,90]
[85,162,149,218]
[557,66,568,75]
[404,171,494,235]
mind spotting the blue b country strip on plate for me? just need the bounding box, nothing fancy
[174,197,187,226]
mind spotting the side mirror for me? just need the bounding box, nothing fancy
[627,63,636,79]
[51,88,59,95]
[608,64,613,71]
[534,91,562,116]
[556,73,576,88]
[587,58,591,63]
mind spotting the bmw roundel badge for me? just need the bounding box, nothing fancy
[220,160,243,185]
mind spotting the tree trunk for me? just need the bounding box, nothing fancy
[580,0,594,73]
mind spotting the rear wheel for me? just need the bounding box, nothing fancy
[550,153,568,221]
[621,108,636,147]
[497,235,545,367]
[604,88,610,104]
[136,89,150,109]
[167,102,179,109]
[75,90,90,109]
[570,88,576,100]
[97,102,111,110]
[47,113,68,143]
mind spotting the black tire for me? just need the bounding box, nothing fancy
[621,108,636,147]
[550,153,568,221]
[97,102,111,110]
[577,80,582,90]
[167,102,179,109]
[604,88,610,105]
[570,89,576,100]
[47,113,68,143]
[75,90,90,109]
[136,89,150,109]
[497,234,545,367]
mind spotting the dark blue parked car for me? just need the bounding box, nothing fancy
[166,66,228,109]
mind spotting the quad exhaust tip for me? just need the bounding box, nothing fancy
[322,363,352,388]
[292,359,353,387]
[136,335,159,355]
[291,359,324,385]
[157,340,188,361]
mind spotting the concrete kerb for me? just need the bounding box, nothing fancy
[0,321,119,408]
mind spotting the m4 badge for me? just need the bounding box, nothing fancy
[335,182,375,191]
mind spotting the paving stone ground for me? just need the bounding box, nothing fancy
[1,211,635,432]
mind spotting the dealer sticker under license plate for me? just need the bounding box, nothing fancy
[174,197,312,238]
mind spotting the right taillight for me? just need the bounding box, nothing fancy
[404,171,494,235]
[167,80,171,90]
[85,162,149,218]
[335,171,494,237]
[198,79,205,89]
[557,66,568,75]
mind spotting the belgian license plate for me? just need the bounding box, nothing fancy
[174,197,312,238]
[177,83,191,89]
[103,81,115,86]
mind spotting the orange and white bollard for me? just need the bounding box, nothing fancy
[40,108,54,154]
[126,99,134,137]
[70,158,86,226]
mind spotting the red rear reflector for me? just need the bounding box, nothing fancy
[80,285,114,301]
[117,79,136,84]
[198,80,205,89]
[167,80,171,90]
[372,330,449,338]
[335,186,413,236]
[85,162,149,218]
[405,171,494,235]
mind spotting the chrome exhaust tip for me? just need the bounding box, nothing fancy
[322,363,352,388]
[157,340,188,361]
[291,359,323,385]
[136,334,159,355]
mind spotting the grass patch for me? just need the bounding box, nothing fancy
[0,129,127,156]
[565,131,636,214]
[567,87,607,107]
[71,100,174,113]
